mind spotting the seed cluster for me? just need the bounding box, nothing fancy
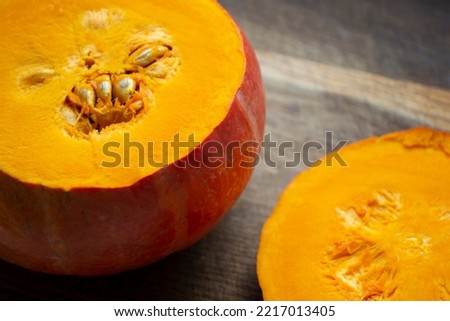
[60,42,176,137]
[63,71,149,136]
[59,25,180,138]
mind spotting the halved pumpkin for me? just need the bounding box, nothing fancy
[258,128,450,300]
[0,0,265,275]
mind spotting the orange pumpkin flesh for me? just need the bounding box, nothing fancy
[0,0,265,275]
[258,128,450,300]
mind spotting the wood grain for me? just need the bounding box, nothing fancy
[0,0,449,300]
[258,50,450,130]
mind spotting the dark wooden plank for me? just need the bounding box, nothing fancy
[258,51,450,130]
[220,0,450,89]
[1,0,449,300]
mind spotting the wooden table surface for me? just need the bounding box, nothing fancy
[1,0,450,300]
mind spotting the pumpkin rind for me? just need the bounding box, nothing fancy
[0,1,265,275]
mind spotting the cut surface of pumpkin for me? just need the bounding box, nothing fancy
[258,128,450,300]
[1,0,247,189]
[0,0,265,275]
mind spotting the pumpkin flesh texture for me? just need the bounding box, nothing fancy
[0,0,265,275]
[258,128,450,300]
[0,0,247,189]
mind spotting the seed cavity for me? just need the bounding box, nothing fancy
[60,73,152,136]
[322,190,447,300]
[322,190,422,300]
[58,25,180,138]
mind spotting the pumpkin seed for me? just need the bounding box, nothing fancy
[128,45,169,67]
[94,75,112,102]
[74,84,96,107]
[112,76,136,104]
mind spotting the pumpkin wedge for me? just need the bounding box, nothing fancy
[258,128,450,300]
[0,0,265,275]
